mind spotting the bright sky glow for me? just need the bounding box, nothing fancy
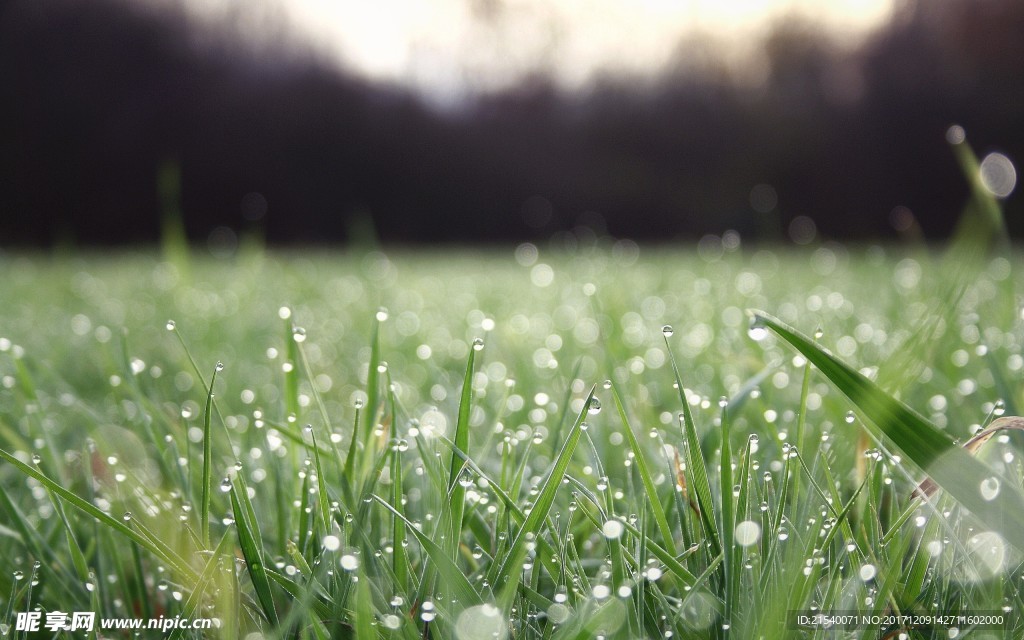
[178,0,895,100]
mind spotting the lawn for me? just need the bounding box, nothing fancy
[1,238,1022,639]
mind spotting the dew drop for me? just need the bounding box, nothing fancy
[472,338,484,351]
[354,399,365,410]
[588,398,602,415]
[165,320,176,331]
[859,564,877,582]
[981,477,1001,501]
[122,512,132,522]
[602,379,612,389]
[340,554,359,571]
[323,535,341,551]
[602,519,624,539]
[215,361,225,372]
[814,327,824,340]
[845,411,855,424]
[661,325,674,337]
[734,520,761,546]
[220,477,232,493]
[292,327,306,343]
[31,453,42,465]
[747,317,768,341]
[376,307,389,322]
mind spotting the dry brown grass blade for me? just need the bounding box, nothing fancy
[912,416,1024,499]
[672,446,701,516]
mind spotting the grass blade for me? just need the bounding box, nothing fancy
[201,362,221,548]
[230,474,279,626]
[610,384,676,555]
[372,495,482,609]
[489,386,595,610]
[0,447,198,584]
[752,310,1024,552]
[665,336,722,558]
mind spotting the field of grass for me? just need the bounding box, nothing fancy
[1,237,1023,639]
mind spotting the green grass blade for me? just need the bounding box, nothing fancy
[169,532,234,640]
[489,386,595,610]
[230,475,280,626]
[752,310,1024,552]
[446,344,477,560]
[201,362,221,548]
[610,384,676,555]
[372,495,482,608]
[665,336,721,558]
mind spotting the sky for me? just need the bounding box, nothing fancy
[178,0,896,101]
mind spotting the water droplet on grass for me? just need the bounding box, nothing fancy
[859,564,877,582]
[292,327,306,343]
[472,338,484,351]
[340,554,359,571]
[981,477,1001,501]
[735,520,761,546]
[588,398,602,415]
[747,318,768,341]
[376,307,389,322]
[602,519,624,539]
[165,320,176,331]
[220,478,232,493]
[215,361,224,372]
[661,325,674,337]
[323,535,340,551]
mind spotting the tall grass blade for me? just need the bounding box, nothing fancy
[201,362,221,548]
[489,387,595,610]
[447,345,477,559]
[230,475,280,626]
[664,336,721,558]
[610,384,676,555]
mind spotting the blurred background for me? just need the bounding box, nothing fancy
[1,0,1021,248]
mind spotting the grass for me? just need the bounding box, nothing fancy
[0,132,1022,638]
[0,235,1022,639]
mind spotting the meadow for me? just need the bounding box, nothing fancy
[1,234,1022,639]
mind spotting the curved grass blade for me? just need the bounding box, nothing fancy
[913,416,1024,499]
[372,495,482,609]
[752,310,1024,552]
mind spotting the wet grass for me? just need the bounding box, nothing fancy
[1,241,1023,639]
